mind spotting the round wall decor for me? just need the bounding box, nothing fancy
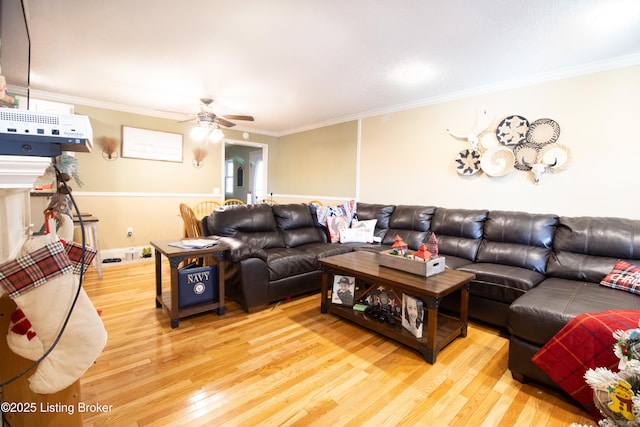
[526,118,560,146]
[480,147,515,177]
[496,115,529,146]
[455,149,481,175]
[513,143,540,171]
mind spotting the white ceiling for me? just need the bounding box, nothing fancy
[5,0,640,135]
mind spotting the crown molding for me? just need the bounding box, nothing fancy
[8,53,640,138]
[277,53,640,136]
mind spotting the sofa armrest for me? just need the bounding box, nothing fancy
[216,236,268,263]
[237,257,271,312]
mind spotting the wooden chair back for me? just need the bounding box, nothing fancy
[179,203,202,238]
[193,200,221,219]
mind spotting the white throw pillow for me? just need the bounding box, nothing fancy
[339,227,369,243]
[350,219,377,243]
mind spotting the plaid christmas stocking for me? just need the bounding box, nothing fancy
[0,234,107,394]
[6,236,99,361]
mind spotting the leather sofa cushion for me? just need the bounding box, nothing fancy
[298,242,354,259]
[553,216,640,258]
[273,203,315,229]
[233,231,285,250]
[356,203,395,238]
[266,242,353,281]
[281,227,326,248]
[547,216,640,281]
[477,211,558,273]
[478,242,552,274]
[442,255,475,270]
[484,210,557,247]
[273,204,325,247]
[508,278,640,345]
[215,236,267,262]
[267,248,318,281]
[459,263,545,304]
[431,208,488,261]
[206,204,284,249]
[546,251,619,283]
[382,205,436,250]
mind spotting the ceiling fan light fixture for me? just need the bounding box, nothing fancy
[184,98,253,143]
[190,125,206,141]
[208,126,224,144]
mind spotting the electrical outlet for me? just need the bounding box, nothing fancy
[127,227,133,237]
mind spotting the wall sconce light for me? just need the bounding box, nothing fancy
[99,136,119,161]
[193,147,208,168]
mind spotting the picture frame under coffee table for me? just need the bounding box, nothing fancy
[319,251,475,363]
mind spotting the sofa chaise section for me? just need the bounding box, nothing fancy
[508,215,640,387]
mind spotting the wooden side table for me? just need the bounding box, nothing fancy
[150,239,229,328]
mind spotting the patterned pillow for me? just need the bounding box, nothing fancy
[316,200,357,228]
[600,260,640,295]
[326,216,350,243]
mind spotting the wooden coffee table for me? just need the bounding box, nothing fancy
[319,251,475,363]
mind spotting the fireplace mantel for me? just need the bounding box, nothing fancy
[0,155,51,262]
[0,155,52,189]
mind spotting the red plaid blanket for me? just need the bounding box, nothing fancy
[532,310,640,420]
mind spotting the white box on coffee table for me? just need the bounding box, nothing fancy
[378,250,446,277]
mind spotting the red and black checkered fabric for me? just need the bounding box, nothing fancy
[0,240,72,298]
[64,241,97,275]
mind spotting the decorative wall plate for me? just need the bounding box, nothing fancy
[480,147,515,177]
[526,118,560,146]
[513,143,540,171]
[496,115,529,146]
[480,132,499,150]
[455,149,481,175]
[540,143,571,170]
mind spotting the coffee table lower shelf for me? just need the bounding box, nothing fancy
[325,305,465,363]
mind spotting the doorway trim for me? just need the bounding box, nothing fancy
[222,138,269,203]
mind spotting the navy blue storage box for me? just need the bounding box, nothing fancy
[178,264,218,308]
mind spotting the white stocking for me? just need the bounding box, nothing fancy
[0,234,107,394]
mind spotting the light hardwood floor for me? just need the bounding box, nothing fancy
[79,261,596,426]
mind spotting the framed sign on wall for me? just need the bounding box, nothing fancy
[121,126,183,162]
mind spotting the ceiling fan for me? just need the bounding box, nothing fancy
[182,98,254,128]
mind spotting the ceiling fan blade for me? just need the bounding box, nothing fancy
[222,115,254,122]
[215,117,236,127]
[178,117,197,123]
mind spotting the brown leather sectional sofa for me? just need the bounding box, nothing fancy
[202,202,640,391]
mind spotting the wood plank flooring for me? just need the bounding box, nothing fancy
[79,261,596,426]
